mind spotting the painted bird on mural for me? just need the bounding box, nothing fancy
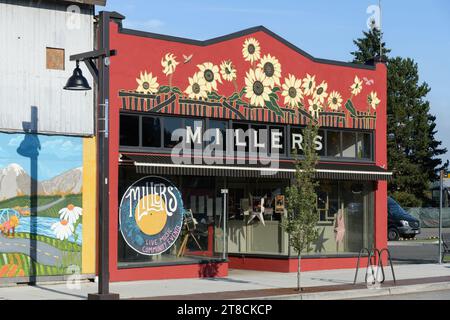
[183,54,193,64]
[363,77,374,85]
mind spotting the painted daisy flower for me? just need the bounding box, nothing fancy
[302,74,316,96]
[59,204,82,225]
[257,54,281,88]
[136,71,159,94]
[244,68,271,107]
[313,80,328,103]
[161,53,179,76]
[308,98,323,119]
[242,37,261,64]
[351,75,363,96]
[220,60,237,82]
[51,220,74,241]
[197,62,222,92]
[185,72,208,99]
[327,91,343,111]
[281,74,303,108]
[368,91,380,110]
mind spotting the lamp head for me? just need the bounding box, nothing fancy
[64,61,91,91]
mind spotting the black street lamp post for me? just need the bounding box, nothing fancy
[64,11,119,300]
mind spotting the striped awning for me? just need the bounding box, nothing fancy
[119,153,392,181]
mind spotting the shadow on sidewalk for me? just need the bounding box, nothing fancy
[31,285,86,299]
[309,277,352,284]
[204,277,251,284]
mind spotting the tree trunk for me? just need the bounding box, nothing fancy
[297,253,302,291]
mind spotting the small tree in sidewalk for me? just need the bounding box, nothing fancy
[282,119,320,291]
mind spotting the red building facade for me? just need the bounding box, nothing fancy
[104,12,389,282]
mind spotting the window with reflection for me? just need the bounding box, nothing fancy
[209,120,228,149]
[269,126,285,155]
[326,131,341,157]
[342,131,356,158]
[163,117,183,148]
[250,124,269,154]
[184,118,203,152]
[120,114,139,146]
[357,132,372,159]
[141,116,161,147]
[233,122,249,153]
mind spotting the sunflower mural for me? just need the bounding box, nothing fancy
[119,35,380,129]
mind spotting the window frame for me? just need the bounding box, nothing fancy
[119,111,375,163]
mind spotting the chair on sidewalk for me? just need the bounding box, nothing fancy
[442,233,450,262]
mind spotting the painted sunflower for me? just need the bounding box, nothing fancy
[244,68,271,107]
[327,91,343,111]
[242,37,261,64]
[351,75,363,96]
[281,74,303,108]
[313,80,328,104]
[197,62,222,92]
[136,71,159,94]
[308,98,323,119]
[257,54,281,88]
[161,53,179,76]
[185,72,208,99]
[368,91,380,110]
[302,73,316,96]
[220,60,237,82]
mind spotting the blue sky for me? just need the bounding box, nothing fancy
[0,133,82,180]
[100,0,450,164]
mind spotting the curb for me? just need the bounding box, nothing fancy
[241,282,450,300]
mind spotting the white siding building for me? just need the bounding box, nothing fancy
[0,0,105,136]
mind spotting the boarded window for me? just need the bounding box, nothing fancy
[46,47,65,70]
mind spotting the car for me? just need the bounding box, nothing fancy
[387,197,421,241]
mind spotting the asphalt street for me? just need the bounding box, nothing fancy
[389,241,440,264]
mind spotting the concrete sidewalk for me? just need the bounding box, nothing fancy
[0,263,449,300]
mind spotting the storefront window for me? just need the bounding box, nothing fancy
[357,132,372,159]
[317,129,325,157]
[250,124,268,154]
[226,178,375,257]
[120,114,139,146]
[326,131,341,157]
[163,117,182,148]
[269,126,285,155]
[184,118,203,151]
[299,180,375,255]
[209,120,228,151]
[142,116,161,147]
[117,167,226,268]
[232,122,249,153]
[342,131,356,158]
[227,178,289,255]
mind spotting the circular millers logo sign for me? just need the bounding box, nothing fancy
[119,176,184,255]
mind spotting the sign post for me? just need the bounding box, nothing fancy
[221,189,228,260]
[439,169,446,264]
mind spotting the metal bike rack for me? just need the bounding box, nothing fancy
[353,248,374,285]
[378,247,396,284]
[353,247,396,285]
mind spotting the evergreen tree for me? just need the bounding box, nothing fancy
[351,28,448,206]
[351,28,390,64]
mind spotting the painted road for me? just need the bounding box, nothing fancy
[36,196,65,212]
[0,236,79,266]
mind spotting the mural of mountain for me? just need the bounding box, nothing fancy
[41,167,83,195]
[0,164,82,200]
